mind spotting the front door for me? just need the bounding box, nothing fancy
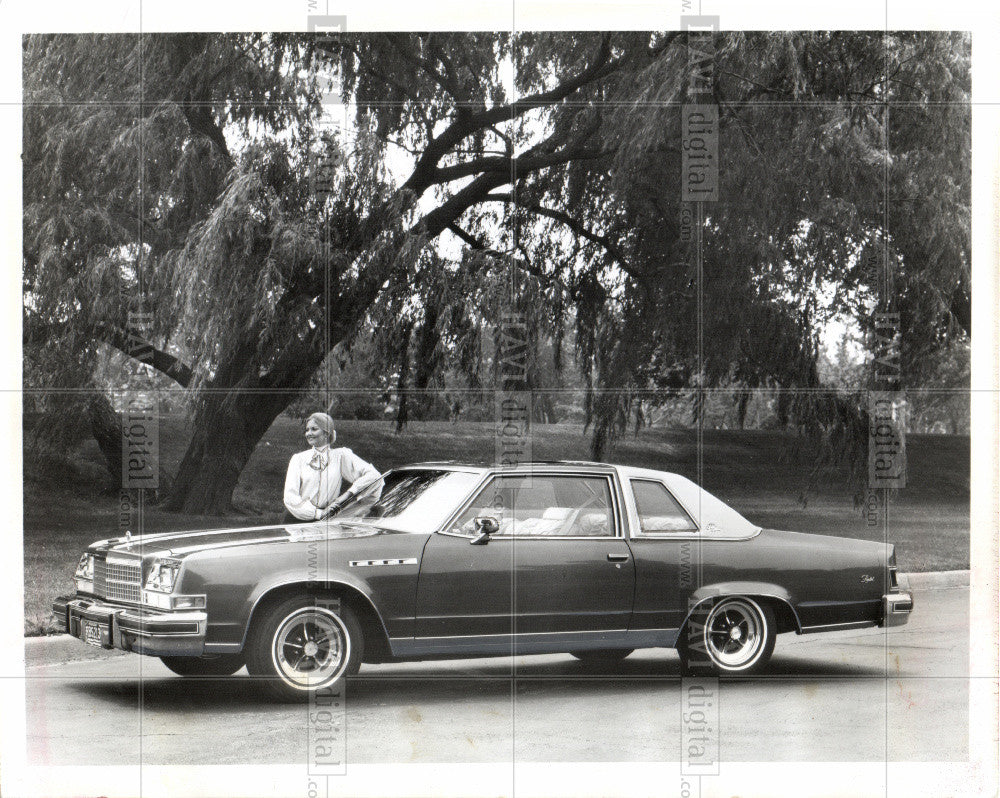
[412,472,635,655]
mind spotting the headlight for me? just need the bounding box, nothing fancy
[144,559,181,593]
[75,553,94,580]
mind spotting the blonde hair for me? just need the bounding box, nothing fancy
[306,412,336,444]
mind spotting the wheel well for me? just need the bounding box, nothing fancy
[677,593,800,646]
[764,597,801,634]
[246,582,392,663]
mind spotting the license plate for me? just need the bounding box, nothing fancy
[83,621,104,647]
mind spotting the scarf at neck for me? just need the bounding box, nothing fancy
[308,446,330,471]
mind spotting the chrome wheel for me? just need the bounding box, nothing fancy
[247,596,364,701]
[704,598,767,670]
[271,607,350,689]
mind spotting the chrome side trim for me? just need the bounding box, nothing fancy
[627,528,763,542]
[397,628,625,640]
[799,620,879,634]
[388,627,678,658]
[436,533,622,542]
[349,558,418,567]
[203,642,243,654]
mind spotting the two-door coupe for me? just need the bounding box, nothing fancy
[54,462,913,700]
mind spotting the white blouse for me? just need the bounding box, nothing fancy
[283,445,380,521]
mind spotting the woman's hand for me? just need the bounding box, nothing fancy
[323,493,353,518]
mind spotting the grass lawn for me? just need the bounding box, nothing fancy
[23,416,969,635]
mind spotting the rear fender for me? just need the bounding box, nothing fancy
[680,581,802,635]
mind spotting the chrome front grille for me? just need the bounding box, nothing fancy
[93,555,142,603]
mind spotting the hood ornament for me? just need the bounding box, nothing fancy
[124,530,133,548]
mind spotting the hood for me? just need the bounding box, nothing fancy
[89,520,403,559]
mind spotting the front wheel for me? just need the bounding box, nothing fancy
[160,654,245,677]
[677,597,775,675]
[245,596,363,702]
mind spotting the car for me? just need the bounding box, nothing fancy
[53,461,913,700]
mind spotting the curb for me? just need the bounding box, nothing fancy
[23,634,130,668]
[902,570,970,590]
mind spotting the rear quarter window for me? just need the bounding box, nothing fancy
[630,479,698,533]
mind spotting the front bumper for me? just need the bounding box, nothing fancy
[52,595,207,656]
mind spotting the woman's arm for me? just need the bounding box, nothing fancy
[283,453,322,520]
[329,449,382,508]
[339,449,380,486]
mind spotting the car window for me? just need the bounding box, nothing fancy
[335,469,482,533]
[449,474,616,538]
[630,479,698,533]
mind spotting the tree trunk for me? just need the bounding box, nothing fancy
[165,393,281,514]
[88,393,122,487]
[411,307,440,419]
[164,316,332,514]
[776,389,791,427]
[394,321,413,433]
[735,390,751,430]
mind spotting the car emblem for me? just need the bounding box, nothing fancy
[861,574,874,583]
[124,530,133,548]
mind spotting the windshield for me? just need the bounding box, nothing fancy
[333,469,483,533]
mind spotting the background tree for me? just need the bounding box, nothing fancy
[488,32,969,474]
[23,31,969,511]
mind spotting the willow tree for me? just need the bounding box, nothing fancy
[477,32,970,466]
[24,31,968,511]
[24,34,326,497]
[24,32,669,511]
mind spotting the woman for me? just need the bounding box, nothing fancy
[283,413,380,522]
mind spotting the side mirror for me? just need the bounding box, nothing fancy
[470,515,500,545]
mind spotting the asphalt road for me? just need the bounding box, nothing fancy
[23,582,968,766]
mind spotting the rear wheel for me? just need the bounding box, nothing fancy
[245,596,363,702]
[160,654,245,677]
[677,597,775,675]
[570,649,634,667]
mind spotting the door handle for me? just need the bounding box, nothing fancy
[607,553,629,562]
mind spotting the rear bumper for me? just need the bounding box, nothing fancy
[52,595,207,657]
[881,585,914,627]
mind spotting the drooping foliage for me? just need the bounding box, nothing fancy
[485,31,970,479]
[23,31,969,508]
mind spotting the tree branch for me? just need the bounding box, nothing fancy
[99,325,194,387]
[179,102,232,166]
[398,34,619,199]
[467,34,618,129]
[386,34,468,102]
[447,223,571,293]
[483,193,645,284]
[433,144,609,184]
